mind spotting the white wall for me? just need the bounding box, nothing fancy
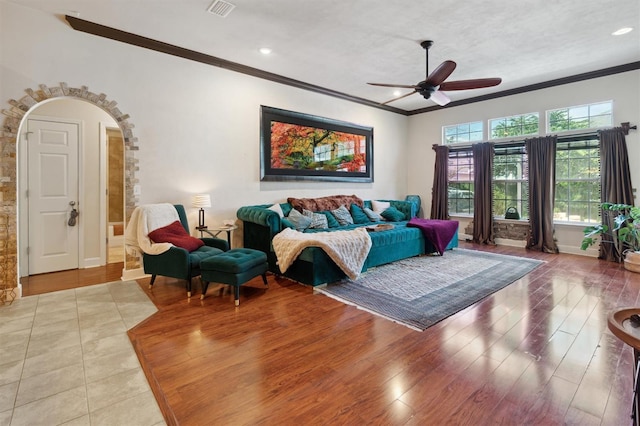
[407,70,640,255]
[0,2,408,247]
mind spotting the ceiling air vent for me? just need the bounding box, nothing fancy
[207,0,236,17]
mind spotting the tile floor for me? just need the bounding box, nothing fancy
[0,281,165,426]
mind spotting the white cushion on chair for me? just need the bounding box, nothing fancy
[125,203,180,256]
[144,203,180,232]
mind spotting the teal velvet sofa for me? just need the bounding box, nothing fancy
[236,197,458,286]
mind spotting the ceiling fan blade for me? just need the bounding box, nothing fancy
[438,78,502,91]
[368,83,421,89]
[381,90,418,105]
[430,90,450,106]
[425,60,456,86]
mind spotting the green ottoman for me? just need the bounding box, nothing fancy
[200,248,269,306]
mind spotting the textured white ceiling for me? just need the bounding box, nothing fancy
[9,0,640,111]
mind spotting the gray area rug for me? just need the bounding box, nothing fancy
[315,248,543,331]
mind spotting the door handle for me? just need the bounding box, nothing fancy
[68,201,79,226]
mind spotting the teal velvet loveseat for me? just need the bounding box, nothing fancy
[236,195,458,286]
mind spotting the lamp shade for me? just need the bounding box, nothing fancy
[192,194,211,208]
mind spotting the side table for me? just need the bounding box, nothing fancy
[198,225,238,249]
[608,307,640,426]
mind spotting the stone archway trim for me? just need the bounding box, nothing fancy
[0,83,140,302]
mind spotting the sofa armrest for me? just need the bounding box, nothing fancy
[236,204,282,235]
[378,200,417,219]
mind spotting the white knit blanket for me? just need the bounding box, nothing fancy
[124,203,180,256]
[272,227,372,280]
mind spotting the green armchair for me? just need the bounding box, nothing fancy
[143,204,229,297]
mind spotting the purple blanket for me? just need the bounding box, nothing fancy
[407,218,459,255]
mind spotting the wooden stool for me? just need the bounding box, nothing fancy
[200,248,268,306]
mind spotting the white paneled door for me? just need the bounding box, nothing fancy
[27,119,79,274]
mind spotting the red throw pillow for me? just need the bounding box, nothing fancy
[148,221,204,252]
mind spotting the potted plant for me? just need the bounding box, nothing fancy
[581,202,640,272]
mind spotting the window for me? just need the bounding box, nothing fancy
[554,138,600,223]
[493,146,529,219]
[448,151,474,215]
[443,121,483,145]
[489,113,539,140]
[547,101,612,133]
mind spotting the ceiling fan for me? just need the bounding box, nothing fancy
[368,40,502,106]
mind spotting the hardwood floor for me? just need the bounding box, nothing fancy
[21,262,125,296]
[20,243,640,425]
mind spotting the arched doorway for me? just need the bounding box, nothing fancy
[0,83,140,300]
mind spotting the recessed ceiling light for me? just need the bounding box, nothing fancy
[393,90,401,96]
[612,27,633,36]
[259,47,272,55]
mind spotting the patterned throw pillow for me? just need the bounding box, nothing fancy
[303,209,329,229]
[287,208,312,231]
[288,194,364,212]
[380,206,406,222]
[331,205,354,226]
[318,211,341,228]
[363,207,383,222]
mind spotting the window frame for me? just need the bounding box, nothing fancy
[553,138,601,225]
[488,112,539,141]
[492,146,529,220]
[546,101,613,134]
[447,150,475,216]
[442,121,484,145]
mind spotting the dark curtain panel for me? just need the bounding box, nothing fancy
[430,145,449,220]
[472,142,495,244]
[599,127,634,262]
[525,136,559,253]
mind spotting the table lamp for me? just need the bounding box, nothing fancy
[192,194,211,230]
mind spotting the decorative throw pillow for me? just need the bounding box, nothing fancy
[281,218,295,229]
[288,194,364,213]
[381,206,406,222]
[287,208,312,231]
[318,211,341,228]
[363,207,383,222]
[331,205,354,226]
[371,200,391,214]
[303,209,329,229]
[268,203,285,218]
[350,204,370,224]
[148,220,204,252]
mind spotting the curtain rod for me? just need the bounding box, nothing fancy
[621,122,637,135]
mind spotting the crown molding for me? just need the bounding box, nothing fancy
[64,15,407,115]
[66,16,640,117]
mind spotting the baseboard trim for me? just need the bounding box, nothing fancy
[558,245,598,257]
[83,257,103,268]
[122,267,149,281]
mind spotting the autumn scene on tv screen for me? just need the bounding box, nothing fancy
[270,121,367,172]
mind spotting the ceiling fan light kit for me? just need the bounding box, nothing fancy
[368,40,502,106]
